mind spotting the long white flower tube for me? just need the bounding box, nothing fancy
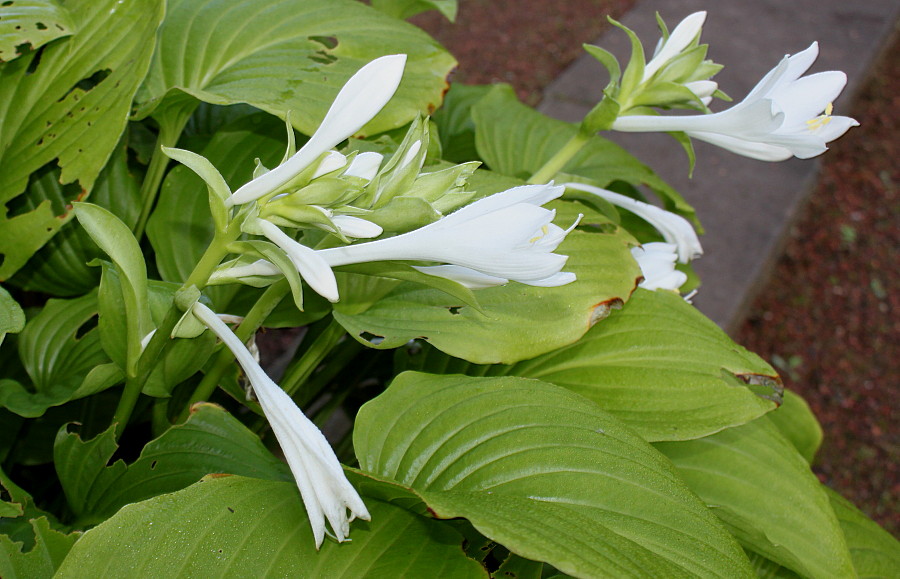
[191,302,370,548]
[563,182,702,263]
[227,54,407,207]
[643,11,707,81]
[631,242,687,291]
[612,42,858,161]
[317,183,579,289]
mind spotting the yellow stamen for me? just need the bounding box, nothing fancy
[529,225,550,244]
[806,102,835,131]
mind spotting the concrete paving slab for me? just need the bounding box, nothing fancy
[539,0,898,333]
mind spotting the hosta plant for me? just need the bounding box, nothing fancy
[0,2,895,578]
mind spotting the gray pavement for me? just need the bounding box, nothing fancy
[539,0,899,334]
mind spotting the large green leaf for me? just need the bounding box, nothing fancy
[8,140,141,296]
[655,418,854,578]
[472,84,696,223]
[334,213,641,365]
[0,0,74,63]
[826,487,900,578]
[74,203,152,376]
[0,291,123,417]
[354,372,753,578]
[148,112,286,288]
[0,0,163,278]
[764,389,822,463]
[53,403,290,525]
[55,475,487,578]
[134,0,456,137]
[497,289,780,441]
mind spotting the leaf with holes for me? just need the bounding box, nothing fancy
[133,0,456,138]
[495,288,781,441]
[53,403,291,525]
[472,84,697,224]
[54,475,488,578]
[0,0,163,279]
[0,291,123,418]
[354,372,753,578]
[333,211,640,365]
[0,0,75,63]
[655,418,854,578]
[8,140,141,296]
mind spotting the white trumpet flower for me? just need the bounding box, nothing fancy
[643,11,707,81]
[631,242,687,291]
[563,182,702,263]
[613,42,857,161]
[317,183,580,290]
[227,54,407,206]
[191,302,370,549]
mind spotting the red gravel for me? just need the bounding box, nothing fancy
[416,1,898,534]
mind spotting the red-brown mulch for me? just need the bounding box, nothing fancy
[416,1,898,534]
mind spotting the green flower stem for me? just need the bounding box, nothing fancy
[292,332,362,408]
[280,318,346,399]
[182,281,291,416]
[110,220,243,436]
[133,124,187,239]
[111,303,184,437]
[527,131,592,185]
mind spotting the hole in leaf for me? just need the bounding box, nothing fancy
[447,306,463,315]
[25,45,44,74]
[35,22,47,30]
[227,507,234,513]
[308,51,337,65]
[149,460,158,470]
[308,35,338,49]
[1,1,13,6]
[57,68,111,102]
[359,331,384,345]
[75,314,98,339]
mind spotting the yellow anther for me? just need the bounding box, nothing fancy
[529,224,550,244]
[806,103,835,132]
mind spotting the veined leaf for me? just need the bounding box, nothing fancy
[53,403,290,524]
[0,291,122,418]
[826,487,900,577]
[333,215,641,365]
[134,0,456,137]
[655,418,854,578]
[0,0,163,278]
[498,289,780,441]
[0,0,74,62]
[765,389,822,463]
[54,475,487,578]
[354,372,753,578]
[8,140,141,296]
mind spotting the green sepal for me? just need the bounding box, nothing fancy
[160,146,231,233]
[227,240,306,311]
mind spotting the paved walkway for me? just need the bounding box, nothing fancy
[539,0,898,333]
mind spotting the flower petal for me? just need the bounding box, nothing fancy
[257,219,340,302]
